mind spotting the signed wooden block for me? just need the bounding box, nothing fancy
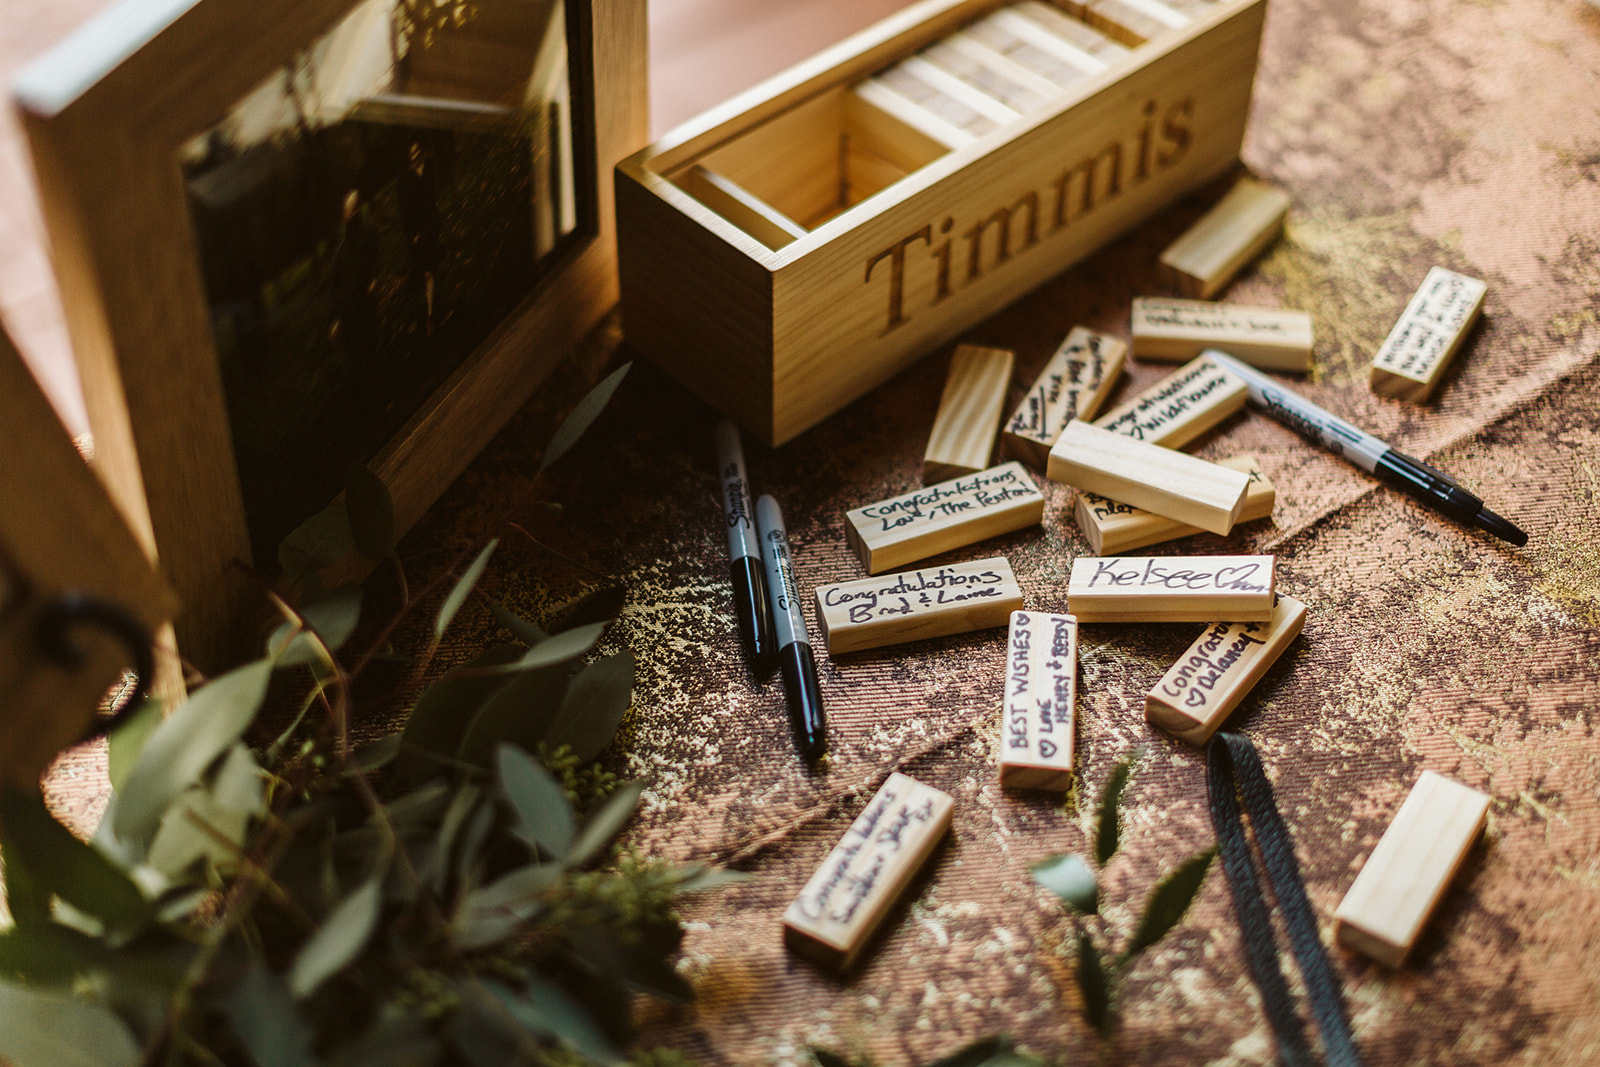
[1333,771,1491,968]
[1158,176,1290,298]
[1075,452,1274,554]
[845,461,1045,574]
[998,611,1078,790]
[1090,352,1246,447]
[1369,267,1487,402]
[1144,593,1305,743]
[1131,297,1314,372]
[784,772,954,970]
[1047,421,1250,535]
[1002,327,1126,467]
[815,556,1023,654]
[1066,554,1275,622]
[925,344,1016,482]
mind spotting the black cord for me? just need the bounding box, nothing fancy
[1208,732,1362,1067]
[32,592,155,742]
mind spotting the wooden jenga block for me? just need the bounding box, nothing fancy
[923,34,1063,113]
[1144,593,1306,743]
[815,557,1023,654]
[1159,177,1291,298]
[998,611,1078,790]
[1131,297,1314,372]
[784,773,954,970]
[1090,352,1247,447]
[1333,771,1491,967]
[1013,1,1129,54]
[845,461,1045,574]
[1002,327,1126,467]
[925,344,1016,482]
[1369,267,1487,402]
[1047,421,1250,535]
[987,9,1112,76]
[1075,453,1274,554]
[1066,554,1275,622]
[1087,0,1188,45]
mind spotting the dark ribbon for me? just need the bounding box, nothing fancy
[32,592,155,742]
[1207,732,1362,1067]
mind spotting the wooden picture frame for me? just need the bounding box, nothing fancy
[14,0,646,671]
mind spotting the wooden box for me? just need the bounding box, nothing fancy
[616,0,1267,445]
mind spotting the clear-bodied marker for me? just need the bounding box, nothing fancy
[1204,349,1527,546]
[716,421,777,670]
[755,494,828,762]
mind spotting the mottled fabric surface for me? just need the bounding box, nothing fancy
[41,0,1600,1062]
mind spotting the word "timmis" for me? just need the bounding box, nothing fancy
[863,96,1194,335]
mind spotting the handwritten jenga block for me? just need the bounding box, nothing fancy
[1066,554,1275,622]
[1090,353,1246,447]
[1144,594,1306,743]
[1333,771,1490,968]
[998,611,1078,790]
[1159,177,1291,299]
[925,344,1016,482]
[815,557,1023,654]
[1047,421,1250,535]
[1369,267,1487,402]
[845,462,1045,574]
[1132,297,1314,372]
[1002,327,1127,467]
[1075,453,1274,554]
[783,773,954,970]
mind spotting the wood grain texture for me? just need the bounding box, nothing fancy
[845,460,1044,573]
[1369,266,1486,403]
[1066,553,1274,622]
[997,609,1077,790]
[1046,420,1249,534]
[617,0,1268,445]
[783,772,954,970]
[16,0,648,671]
[0,321,177,783]
[1158,175,1289,298]
[1001,325,1125,466]
[1087,0,1186,45]
[1090,351,1246,447]
[1074,451,1273,553]
[814,556,1023,654]
[1144,592,1305,744]
[924,343,1015,481]
[1333,771,1491,968]
[1131,296,1314,371]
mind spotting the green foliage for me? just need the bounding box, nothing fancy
[0,364,734,1066]
[1030,750,1214,1037]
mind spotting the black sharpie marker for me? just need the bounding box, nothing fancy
[1204,349,1527,546]
[715,421,777,670]
[755,494,827,762]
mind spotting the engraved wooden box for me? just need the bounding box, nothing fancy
[615,0,1267,445]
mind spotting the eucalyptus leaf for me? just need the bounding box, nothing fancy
[1123,845,1217,961]
[671,865,753,894]
[394,644,522,782]
[565,781,644,867]
[279,497,355,580]
[456,862,562,949]
[490,600,549,647]
[326,1015,439,1067]
[419,784,482,895]
[345,461,396,562]
[547,584,627,632]
[1095,750,1139,868]
[455,662,571,768]
[539,362,630,473]
[1030,853,1098,915]
[504,620,608,672]
[545,650,634,762]
[484,975,623,1065]
[0,789,149,939]
[436,540,497,640]
[221,963,317,1067]
[288,874,384,998]
[0,839,49,928]
[0,922,108,985]
[147,745,264,878]
[496,745,575,858]
[106,700,162,793]
[0,980,140,1067]
[114,658,273,847]
[268,585,362,667]
[349,733,403,774]
[1076,929,1113,1035]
